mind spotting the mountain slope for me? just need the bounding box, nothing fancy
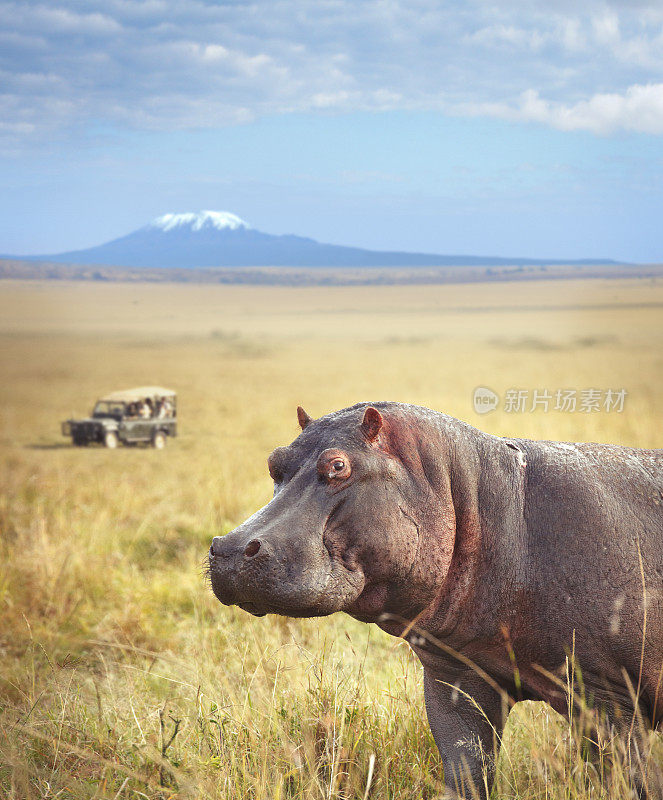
[12,211,620,268]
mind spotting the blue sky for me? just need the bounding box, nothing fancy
[1,0,662,261]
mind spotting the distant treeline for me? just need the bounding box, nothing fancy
[0,258,661,286]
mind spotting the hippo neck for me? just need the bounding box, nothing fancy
[379,410,529,645]
[448,429,528,634]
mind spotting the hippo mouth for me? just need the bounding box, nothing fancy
[208,546,366,618]
[238,602,268,617]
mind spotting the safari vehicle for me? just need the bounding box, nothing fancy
[61,387,177,449]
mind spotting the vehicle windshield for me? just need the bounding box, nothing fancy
[93,401,125,418]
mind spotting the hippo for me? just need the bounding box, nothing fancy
[208,402,663,797]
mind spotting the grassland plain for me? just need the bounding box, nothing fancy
[0,277,662,800]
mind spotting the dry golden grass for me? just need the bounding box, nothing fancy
[0,277,662,799]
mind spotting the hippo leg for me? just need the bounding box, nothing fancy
[423,669,505,799]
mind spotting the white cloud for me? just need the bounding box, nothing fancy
[556,17,586,51]
[461,83,663,135]
[466,24,546,50]
[591,10,620,45]
[1,0,663,141]
[2,3,122,35]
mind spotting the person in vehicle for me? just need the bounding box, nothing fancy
[158,398,174,418]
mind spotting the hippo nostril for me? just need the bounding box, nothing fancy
[244,540,261,558]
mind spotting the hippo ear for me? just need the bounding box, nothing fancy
[361,406,383,442]
[297,406,313,430]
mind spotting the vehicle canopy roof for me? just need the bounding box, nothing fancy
[98,386,176,403]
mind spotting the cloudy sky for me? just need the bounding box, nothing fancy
[1,0,662,261]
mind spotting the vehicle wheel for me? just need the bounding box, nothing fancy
[104,431,119,449]
[152,431,167,449]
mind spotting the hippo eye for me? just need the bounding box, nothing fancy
[317,448,351,481]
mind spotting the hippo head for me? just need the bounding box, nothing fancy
[208,403,457,626]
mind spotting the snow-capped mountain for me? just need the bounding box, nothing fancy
[150,210,250,233]
[11,211,618,269]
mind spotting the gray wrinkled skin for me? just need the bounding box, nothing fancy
[208,402,663,798]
